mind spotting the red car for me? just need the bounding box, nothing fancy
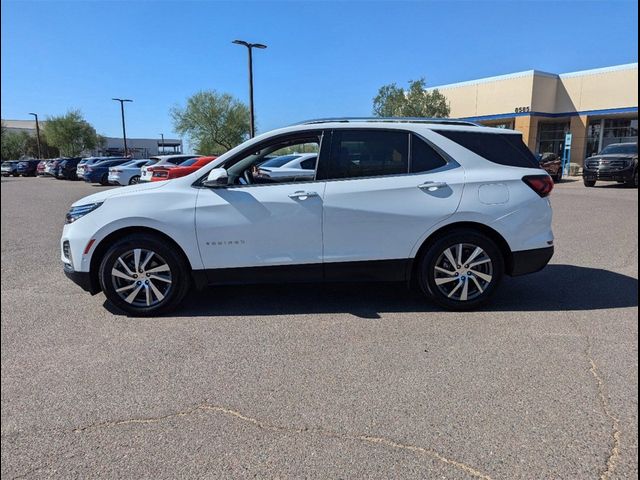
[150,156,217,181]
[36,160,48,176]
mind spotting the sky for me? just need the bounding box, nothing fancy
[1,0,638,145]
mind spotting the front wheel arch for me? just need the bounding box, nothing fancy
[89,227,194,294]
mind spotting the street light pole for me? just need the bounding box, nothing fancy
[232,40,267,138]
[112,98,132,156]
[28,113,42,159]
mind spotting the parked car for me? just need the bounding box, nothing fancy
[582,142,638,188]
[140,154,198,182]
[108,159,154,186]
[536,152,563,182]
[17,159,41,177]
[56,158,83,180]
[1,161,19,177]
[43,158,65,177]
[36,160,48,176]
[77,157,127,180]
[83,158,131,185]
[254,153,317,181]
[150,156,217,182]
[61,118,554,316]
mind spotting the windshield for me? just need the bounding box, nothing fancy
[600,144,637,155]
[259,155,300,168]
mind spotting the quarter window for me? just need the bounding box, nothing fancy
[410,135,447,172]
[326,130,409,179]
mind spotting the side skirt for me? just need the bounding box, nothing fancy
[201,259,409,286]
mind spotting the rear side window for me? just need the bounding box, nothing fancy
[411,135,447,172]
[434,130,538,168]
[300,157,317,170]
[326,130,409,179]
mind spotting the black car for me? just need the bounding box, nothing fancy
[583,142,638,188]
[56,157,83,180]
[16,159,41,177]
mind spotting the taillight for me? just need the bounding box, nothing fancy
[523,175,554,198]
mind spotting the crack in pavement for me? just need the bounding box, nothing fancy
[73,403,493,480]
[583,335,622,480]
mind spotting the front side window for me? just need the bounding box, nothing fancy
[223,134,322,186]
[325,130,409,180]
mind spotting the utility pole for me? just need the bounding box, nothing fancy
[28,113,42,159]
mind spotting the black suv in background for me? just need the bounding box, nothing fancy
[56,158,83,180]
[583,142,638,188]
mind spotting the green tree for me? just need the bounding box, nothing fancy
[1,131,26,160]
[373,78,450,118]
[43,110,99,157]
[171,90,250,154]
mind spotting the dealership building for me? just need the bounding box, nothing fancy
[431,62,638,166]
[2,119,183,158]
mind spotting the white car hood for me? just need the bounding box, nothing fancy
[72,180,168,207]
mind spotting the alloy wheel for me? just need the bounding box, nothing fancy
[110,249,172,307]
[433,243,494,302]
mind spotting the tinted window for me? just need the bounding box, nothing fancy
[327,130,409,179]
[411,135,447,172]
[300,157,317,169]
[260,155,300,168]
[435,130,538,168]
[178,158,199,167]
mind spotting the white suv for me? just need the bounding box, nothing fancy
[61,118,554,316]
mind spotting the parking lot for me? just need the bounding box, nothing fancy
[1,176,637,479]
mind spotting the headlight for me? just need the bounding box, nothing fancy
[65,202,103,224]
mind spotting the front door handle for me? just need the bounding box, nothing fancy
[418,181,448,191]
[288,191,319,200]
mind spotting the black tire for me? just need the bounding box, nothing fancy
[417,229,504,311]
[129,175,140,185]
[98,234,191,316]
[553,170,563,183]
[100,173,109,185]
[583,179,596,187]
[625,170,638,188]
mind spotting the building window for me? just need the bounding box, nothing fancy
[537,122,570,156]
[480,120,514,129]
[586,117,638,157]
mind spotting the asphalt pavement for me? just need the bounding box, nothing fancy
[1,175,638,479]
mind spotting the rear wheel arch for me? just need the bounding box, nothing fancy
[411,222,513,282]
[89,227,193,294]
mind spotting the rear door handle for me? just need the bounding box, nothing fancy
[288,191,319,200]
[418,181,448,191]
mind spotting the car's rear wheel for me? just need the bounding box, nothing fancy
[418,230,504,311]
[98,234,190,316]
[583,179,596,187]
[129,175,140,185]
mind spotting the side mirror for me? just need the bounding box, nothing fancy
[203,168,229,187]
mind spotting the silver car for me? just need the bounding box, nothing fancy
[108,159,155,186]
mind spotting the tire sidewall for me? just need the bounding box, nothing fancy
[418,230,504,311]
[129,175,140,185]
[98,234,190,316]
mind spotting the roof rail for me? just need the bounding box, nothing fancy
[294,117,479,127]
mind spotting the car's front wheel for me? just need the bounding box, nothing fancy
[98,234,190,316]
[418,229,504,311]
[583,179,596,187]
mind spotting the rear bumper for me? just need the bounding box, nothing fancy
[509,246,554,276]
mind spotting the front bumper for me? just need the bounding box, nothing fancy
[583,166,635,182]
[509,246,554,276]
[63,264,100,294]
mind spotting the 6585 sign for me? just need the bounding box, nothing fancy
[515,106,531,113]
